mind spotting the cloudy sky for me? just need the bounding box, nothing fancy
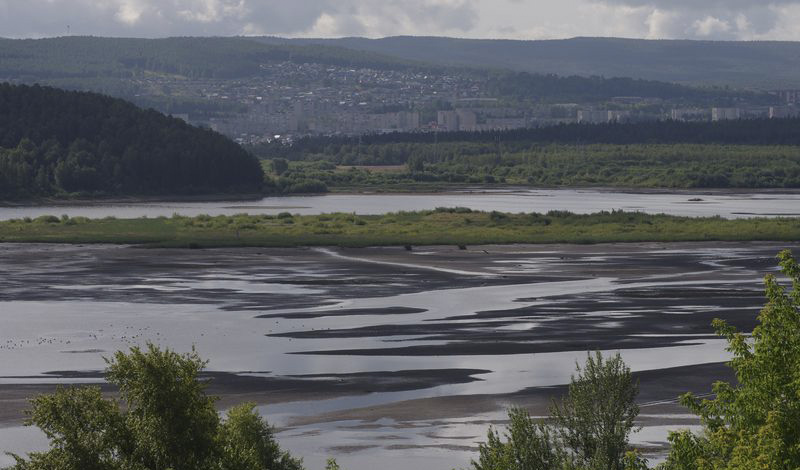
[1,0,800,41]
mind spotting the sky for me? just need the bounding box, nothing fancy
[1,0,800,41]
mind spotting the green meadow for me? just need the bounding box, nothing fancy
[0,209,798,248]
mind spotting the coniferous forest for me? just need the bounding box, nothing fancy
[0,83,263,199]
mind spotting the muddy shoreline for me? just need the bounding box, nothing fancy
[4,186,800,208]
[0,361,730,429]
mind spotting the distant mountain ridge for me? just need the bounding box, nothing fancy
[254,36,800,88]
[3,35,797,89]
[0,36,423,80]
[0,36,762,109]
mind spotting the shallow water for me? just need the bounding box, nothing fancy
[3,189,800,220]
[0,242,790,469]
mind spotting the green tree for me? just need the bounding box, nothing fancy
[325,459,342,470]
[7,343,303,470]
[553,352,641,470]
[105,344,220,470]
[660,249,800,470]
[471,407,560,470]
[407,154,424,173]
[470,352,644,470]
[272,158,289,176]
[218,403,303,470]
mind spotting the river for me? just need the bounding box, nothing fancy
[2,188,800,220]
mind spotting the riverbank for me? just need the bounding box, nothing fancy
[0,192,266,207]
[6,186,800,207]
[0,210,798,247]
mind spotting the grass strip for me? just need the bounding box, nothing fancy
[0,210,798,248]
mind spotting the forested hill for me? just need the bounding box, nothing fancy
[0,83,263,199]
[260,36,800,88]
[0,36,423,80]
[0,36,764,104]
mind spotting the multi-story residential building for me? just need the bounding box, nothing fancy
[712,107,741,121]
[456,109,477,131]
[577,110,610,124]
[437,110,459,131]
[770,105,800,119]
[671,108,710,121]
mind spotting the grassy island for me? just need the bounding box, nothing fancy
[0,209,798,248]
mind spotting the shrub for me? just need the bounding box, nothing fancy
[471,352,643,470]
[34,215,60,224]
[489,211,508,222]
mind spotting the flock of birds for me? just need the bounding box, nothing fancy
[1,324,159,351]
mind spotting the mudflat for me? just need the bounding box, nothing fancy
[0,241,792,468]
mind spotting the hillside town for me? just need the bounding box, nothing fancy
[117,61,800,144]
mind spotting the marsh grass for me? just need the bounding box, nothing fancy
[0,209,798,248]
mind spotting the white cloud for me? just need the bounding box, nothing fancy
[115,1,145,25]
[644,8,679,39]
[589,0,800,40]
[691,16,731,37]
[0,0,800,40]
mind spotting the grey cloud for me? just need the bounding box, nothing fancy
[594,0,798,39]
[0,0,477,38]
[599,0,798,7]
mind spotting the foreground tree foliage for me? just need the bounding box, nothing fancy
[7,343,302,470]
[0,83,263,199]
[660,249,800,470]
[473,251,800,470]
[471,352,645,470]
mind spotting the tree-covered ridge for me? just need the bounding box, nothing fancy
[0,36,422,80]
[273,36,800,88]
[0,83,263,199]
[0,36,764,104]
[481,70,760,104]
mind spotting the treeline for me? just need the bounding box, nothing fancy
[258,118,800,162]
[275,144,800,189]
[0,83,263,199]
[483,70,764,104]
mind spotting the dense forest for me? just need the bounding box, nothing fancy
[269,143,800,190]
[257,118,800,162]
[0,83,263,199]
[253,118,800,190]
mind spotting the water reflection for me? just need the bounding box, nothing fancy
[0,241,789,469]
